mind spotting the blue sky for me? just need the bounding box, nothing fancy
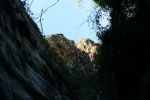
[29,0,99,42]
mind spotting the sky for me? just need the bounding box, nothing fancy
[28,0,100,43]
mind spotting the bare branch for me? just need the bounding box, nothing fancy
[29,0,34,8]
[43,0,59,14]
[39,9,44,34]
[23,0,59,34]
[37,0,60,34]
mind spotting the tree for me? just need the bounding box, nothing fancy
[93,0,150,100]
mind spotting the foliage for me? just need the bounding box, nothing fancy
[93,0,150,100]
[22,0,34,18]
[93,0,108,8]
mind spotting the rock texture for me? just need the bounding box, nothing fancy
[46,34,101,100]
[46,34,100,73]
[0,0,72,100]
[76,39,100,61]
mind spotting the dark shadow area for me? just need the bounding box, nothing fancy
[94,0,150,100]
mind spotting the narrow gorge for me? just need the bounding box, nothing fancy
[0,0,100,99]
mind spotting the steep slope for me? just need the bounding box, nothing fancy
[46,34,100,100]
[0,0,72,100]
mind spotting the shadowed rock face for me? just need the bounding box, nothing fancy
[0,0,71,100]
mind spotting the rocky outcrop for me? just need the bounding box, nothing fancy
[46,34,100,73]
[0,0,72,100]
[76,39,100,61]
[46,34,101,100]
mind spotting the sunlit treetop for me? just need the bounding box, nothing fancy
[93,0,108,8]
[93,0,137,8]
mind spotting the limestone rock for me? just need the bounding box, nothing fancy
[46,34,101,100]
[46,34,100,73]
[76,39,100,61]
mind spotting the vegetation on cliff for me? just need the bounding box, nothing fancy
[46,34,100,100]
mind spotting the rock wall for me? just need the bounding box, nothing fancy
[0,0,72,100]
